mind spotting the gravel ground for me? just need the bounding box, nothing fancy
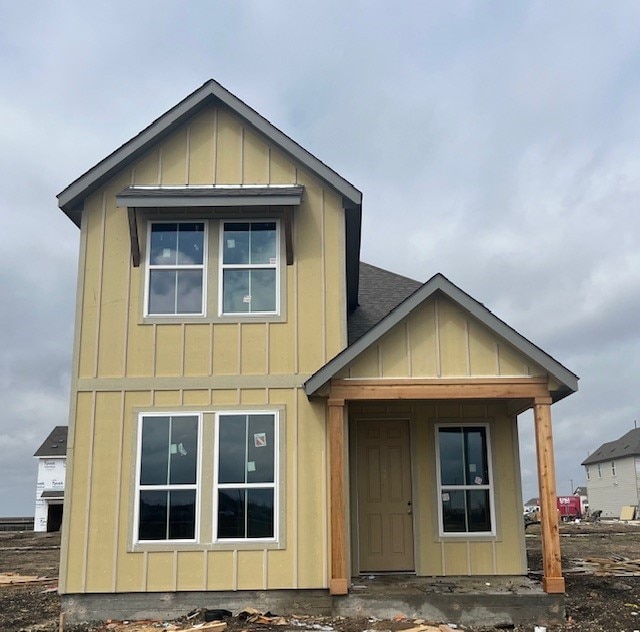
[1,523,640,631]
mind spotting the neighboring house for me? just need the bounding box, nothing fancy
[33,426,67,532]
[582,428,640,518]
[56,79,578,621]
[524,497,540,513]
[573,486,589,516]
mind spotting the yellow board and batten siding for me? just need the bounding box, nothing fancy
[63,105,344,593]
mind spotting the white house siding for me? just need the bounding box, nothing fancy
[586,456,639,518]
[34,457,66,532]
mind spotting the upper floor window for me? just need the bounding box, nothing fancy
[146,222,206,316]
[611,460,616,477]
[597,463,602,478]
[436,425,494,535]
[137,414,200,542]
[220,221,279,316]
[585,465,590,480]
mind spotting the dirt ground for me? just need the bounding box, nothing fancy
[1,522,640,632]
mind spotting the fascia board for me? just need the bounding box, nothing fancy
[305,273,579,398]
[58,79,362,220]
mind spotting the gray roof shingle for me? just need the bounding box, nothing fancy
[348,262,422,344]
[34,426,68,458]
[582,428,640,465]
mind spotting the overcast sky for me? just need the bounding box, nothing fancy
[1,2,639,516]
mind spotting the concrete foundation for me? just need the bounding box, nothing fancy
[61,575,565,628]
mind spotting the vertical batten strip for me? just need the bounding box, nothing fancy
[81,391,97,591]
[94,193,107,378]
[111,391,125,591]
[185,126,191,182]
[321,190,327,364]
[142,551,148,591]
[157,144,162,183]
[180,323,186,377]
[464,319,471,376]
[492,538,498,574]
[240,127,245,183]
[209,324,214,376]
[406,321,412,377]
[123,171,134,378]
[293,171,299,375]
[173,551,178,591]
[466,541,471,575]
[377,345,383,378]
[292,387,299,588]
[263,549,268,589]
[203,551,208,591]
[434,296,442,378]
[265,323,270,374]
[152,324,158,378]
[232,550,238,591]
[238,323,242,374]
[440,541,446,575]
[212,108,218,183]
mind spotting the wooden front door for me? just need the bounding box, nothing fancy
[356,419,414,572]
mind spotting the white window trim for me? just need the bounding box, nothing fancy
[212,411,279,543]
[134,412,202,544]
[435,423,496,538]
[144,221,208,317]
[218,219,281,317]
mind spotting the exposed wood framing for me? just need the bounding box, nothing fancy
[328,398,348,595]
[329,377,551,401]
[534,397,565,594]
[127,208,140,267]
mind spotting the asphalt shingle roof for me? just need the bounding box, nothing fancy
[33,426,68,458]
[348,262,422,344]
[582,428,640,465]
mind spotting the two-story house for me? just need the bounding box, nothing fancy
[56,79,578,625]
[582,428,640,518]
[33,426,67,532]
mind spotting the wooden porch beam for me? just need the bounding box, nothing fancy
[330,377,551,402]
[534,397,565,594]
[328,398,348,595]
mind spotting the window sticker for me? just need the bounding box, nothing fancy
[469,463,477,473]
[269,257,277,264]
[163,248,171,258]
[442,492,450,502]
[254,433,267,448]
[247,461,256,472]
[243,295,251,303]
[474,476,483,485]
[227,239,235,248]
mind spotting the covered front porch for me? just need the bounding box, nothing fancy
[325,377,564,596]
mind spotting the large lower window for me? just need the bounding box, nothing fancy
[215,413,277,540]
[220,221,278,315]
[146,222,206,316]
[137,415,199,541]
[437,425,493,535]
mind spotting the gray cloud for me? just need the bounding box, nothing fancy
[1,1,639,515]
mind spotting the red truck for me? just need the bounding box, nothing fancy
[557,495,582,521]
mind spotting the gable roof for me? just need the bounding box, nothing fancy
[348,262,422,344]
[582,428,640,465]
[34,426,68,458]
[305,272,579,400]
[57,79,362,225]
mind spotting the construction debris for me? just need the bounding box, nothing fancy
[0,572,57,584]
[565,555,640,576]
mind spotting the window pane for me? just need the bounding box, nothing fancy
[176,270,203,314]
[467,489,491,532]
[247,488,274,538]
[149,270,176,315]
[250,222,277,264]
[150,223,177,265]
[139,490,168,540]
[140,417,170,485]
[250,269,276,312]
[441,489,466,533]
[222,269,250,313]
[177,223,204,265]
[168,490,196,539]
[439,428,464,486]
[219,415,246,484]
[218,489,245,538]
[247,414,275,484]
[223,223,250,264]
[169,416,198,485]
[464,428,488,485]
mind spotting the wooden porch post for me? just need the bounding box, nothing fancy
[328,398,348,595]
[534,397,565,593]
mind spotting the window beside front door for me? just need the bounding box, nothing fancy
[436,425,494,536]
